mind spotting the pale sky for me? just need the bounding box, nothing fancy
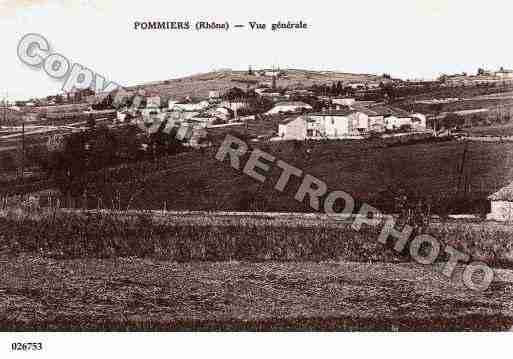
[1,0,512,100]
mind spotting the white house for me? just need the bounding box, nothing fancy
[220,100,250,112]
[333,98,356,107]
[358,105,427,132]
[193,113,224,127]
[495,69,513,79]
[177,120,209,147]
[278,116,307,140]
[306,110,370,138]
[278,110,369,140]
[254,88,268,95]
[260,92,282,99]
[367,82,381,89]
[141,104,161,118]
[348,83,366,90]
[487,182,513,221]
[209,90,221,99]
[146,96,161,108]
[170,100,210,112]
[117,110,130,122]
[278,106,428,140]
[384,115,413,131]
[168,110,201,121]
[410,113,427,131]
[266,101,312,115]
[208,106,232,121]
[168,99,179,108]
[264,70,281,77]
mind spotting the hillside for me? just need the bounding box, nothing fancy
[123,68,386,99]
[75,139,513,215]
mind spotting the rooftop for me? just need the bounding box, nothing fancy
[353,104,411,117]
[489,182,513,201]
[273,101,312,107]
[309,109,354,116]
[279,116,303,125]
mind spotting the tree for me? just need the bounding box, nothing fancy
[223,87,246,101]
[87,114,96,129]
[336,81,343,95]
[42,132,88,199]
[443,113,464,129]
[398,124,412,132]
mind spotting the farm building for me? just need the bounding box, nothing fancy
[266,101,313,115]
[278,110,368,140]
[356,105,427,132]
[278,106,428,140]
[208,90,221,99]
[260,91,284,99]
[306,110,358,138]
[278,116,307,140]
[410,113,427,130]
[219,100,250,112]
[495,69,513,79]
[146,96,162,108]
[487,182,513,221]
[384,114,417,131]
[348,83,366,90]
[208,107,232,121]
[177,120,209,147]
[168,109,201,121]
[352,107,386,133]
[332,98,356,107]
[141,105,161,118]
[192,113,224,127]
[171,100,210,112]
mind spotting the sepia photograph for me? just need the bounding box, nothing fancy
[1,0,513,356]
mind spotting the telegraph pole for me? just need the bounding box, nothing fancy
[456,141,469,197]
[21,120,25,181]
[1,91,7,128]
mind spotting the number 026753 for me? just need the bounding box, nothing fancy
[11,342,43,351]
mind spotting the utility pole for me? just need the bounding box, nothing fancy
[456,141,469,197]
[1,90,7,128]
[20,120,25,181]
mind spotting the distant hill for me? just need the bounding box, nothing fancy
[121,68,387,100]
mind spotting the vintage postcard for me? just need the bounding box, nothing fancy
[0,0,512,356]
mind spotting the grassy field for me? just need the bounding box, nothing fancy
[4,119,513,215]
[466,123,513,137]
[2,208,513,267]
[74,139,513,215]
[1,208,513,331]
[1,256,512,331]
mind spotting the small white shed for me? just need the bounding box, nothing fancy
[487,182,513,221]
